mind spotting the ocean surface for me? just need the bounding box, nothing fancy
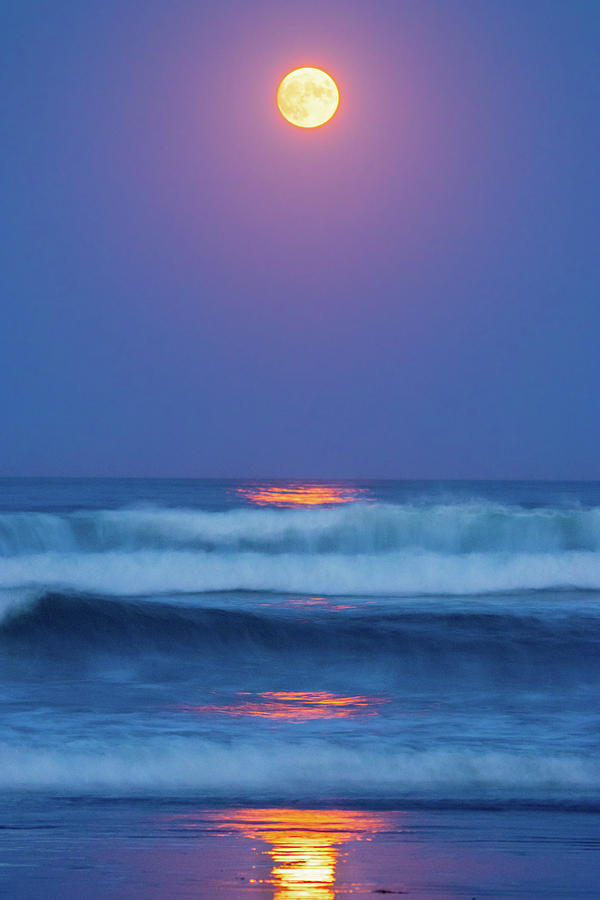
[1,478,599,896]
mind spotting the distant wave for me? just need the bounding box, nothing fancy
[2,502,600,596]
[3,501,600,555]
[0,737,597,805]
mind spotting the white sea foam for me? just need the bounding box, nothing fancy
[0,548,600,596]
[0,588,39,623]
[0,738,596,797]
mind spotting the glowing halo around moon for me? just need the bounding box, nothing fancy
[277,67,339,128]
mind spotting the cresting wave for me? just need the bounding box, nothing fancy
[4,591,598,667]
[2,501,600,595]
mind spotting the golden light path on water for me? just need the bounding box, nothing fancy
[180,691,387,722]
[236,482,370,507]
[176,483,386,894]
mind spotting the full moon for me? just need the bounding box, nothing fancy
[277,68,339,128]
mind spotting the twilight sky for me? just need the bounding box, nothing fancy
[2,0,599,478]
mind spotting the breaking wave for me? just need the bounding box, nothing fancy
[2,501,600,595]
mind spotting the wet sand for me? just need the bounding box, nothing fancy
[0,800,598,898]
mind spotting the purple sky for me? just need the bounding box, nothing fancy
[2,0,599,477]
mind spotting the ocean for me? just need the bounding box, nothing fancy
[1,478,599,897]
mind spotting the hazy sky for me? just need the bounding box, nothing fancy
[2,0,599,478]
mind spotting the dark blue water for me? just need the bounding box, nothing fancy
[1,478,599,806]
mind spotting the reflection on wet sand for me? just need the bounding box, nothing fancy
[236,482,370,507]
[170,809,390,899]
[180,690,387,722]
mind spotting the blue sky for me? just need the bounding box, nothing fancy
[2,0,599,477]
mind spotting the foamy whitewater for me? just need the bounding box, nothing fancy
[1,478,599,806]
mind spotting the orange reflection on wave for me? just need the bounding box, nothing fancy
[259,597,360,611]
[228,808,388,900]
[237,482,368,507]
[181,691,386,722]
